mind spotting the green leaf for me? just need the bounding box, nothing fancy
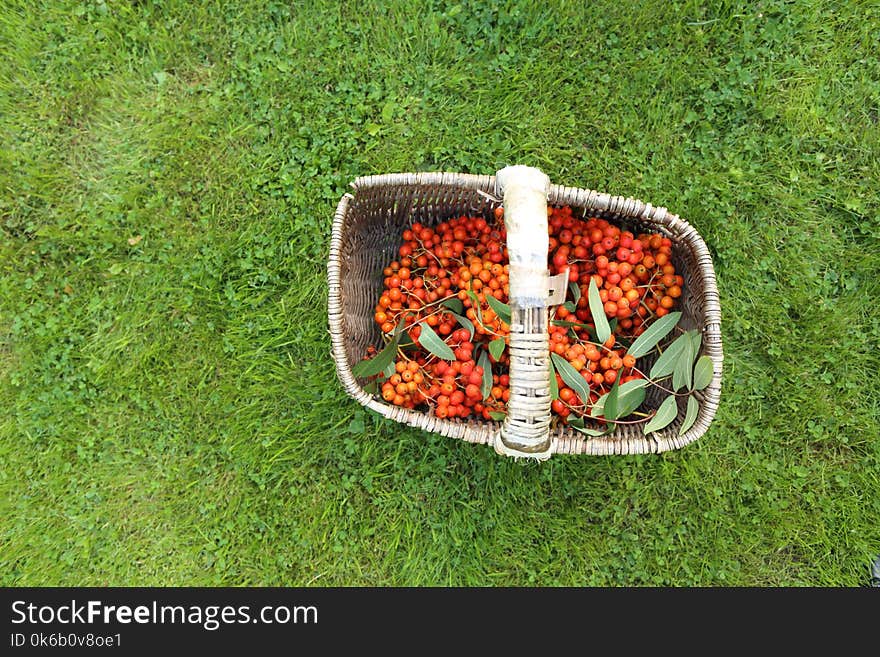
[673,331,695,391]
[441,297,464,314]
[551,319,590,328]
[588,277,611,344]
[590,391,606,417]
[569,281,581,304]
[478,349,493,401]
[562,300,576,313]
[679,396,700,436]
[550,352,591,406]
[590,379,647,419]
[548,355,559,400]
[615,379,648,418]
[418,322,455,361]
[485,294,511,325]
[650,333,691,379]
[488,411,506,421]
[604,379,621,420]
[489,337,506,361]
[352,329,403,378]
[567,416,609,437]
[693,355,713,391]
[690,329,703,356]
[644,395,678,434]
[626,311,682,359]
[382,361,396,379]
[449,312,475,340]
[466,290,484,326]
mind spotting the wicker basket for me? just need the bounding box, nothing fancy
[327,167,722,459]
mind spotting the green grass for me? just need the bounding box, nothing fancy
[1,0,878,586]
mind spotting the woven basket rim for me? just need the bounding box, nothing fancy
[328,171,723,456]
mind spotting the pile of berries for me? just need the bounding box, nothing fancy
[361,205,683,424]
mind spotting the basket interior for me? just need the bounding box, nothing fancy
[332,175,719,453]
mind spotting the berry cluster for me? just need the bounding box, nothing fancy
[361,205,683,425]
[371,211,511,420]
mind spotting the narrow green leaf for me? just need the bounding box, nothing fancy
[679,396,700,436]
[644,395,679,434]
[569,281,581,304]
[614,379,648,418]
[673,331,695,391]
[563,301,576,313]
[466,290,484,326]
[626,311,682,359]
[489,337,506,361]
[488,411,506,421]
[449,312,475,340]
[604,379,620,420]
[690,329,702,356]
[441,297,464,314]
[550,352,591,406]
[352,336,400,378]
[382,361,396,379]
[485,295,511,325]
[478,349,493,400]
[548,355,559,400]
[650,333,691,379]
[693,355,713,391]
[352,319,406,378]
[551,319,590,329]
[418,322,455,361]
[568,417,610,437]
[590,391,607,417]
[588,277,611,344]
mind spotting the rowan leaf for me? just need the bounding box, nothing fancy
[588,277,611,344]
[418,322,455,361]
[650,333,691,379]
[352,321,405,378]
[449,312,475,340]
[441,297,463,314]
[672,330,696,391]
[643,395,678,434]
[627,311,682,359]
[679,396,700,436]
[693,355,713,390]
[550,352,591,406]
[485,294,511,325]
[478,349,493,400]
[489,337,506,361]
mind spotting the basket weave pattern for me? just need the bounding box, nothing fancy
[328,172,722,456]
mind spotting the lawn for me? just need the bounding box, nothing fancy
[1,0,878,586]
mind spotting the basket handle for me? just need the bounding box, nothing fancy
[494,166,555,459]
